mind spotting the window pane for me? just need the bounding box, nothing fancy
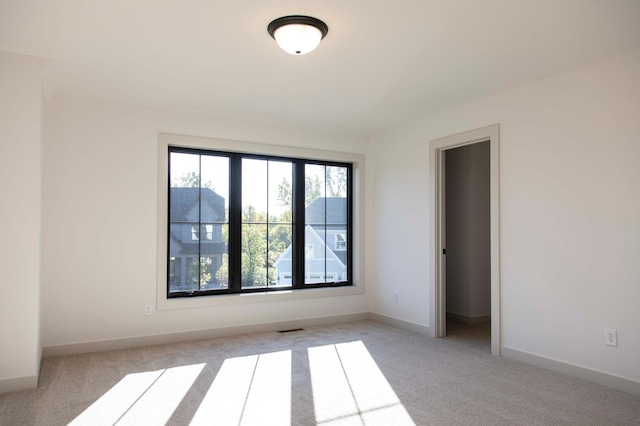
[305,227,326,284]
[184,257,200,291]
[170,152,200,223]
[242,159,267,222]
[201,155,229,223]
[169,225,196,292]
[326,226,347,282]
[268,161,293,223]
[170,152,200,189]
[326,166,347,225]
[169,150,230,295]
[216,225,229,288]
[304,165,349,285]
[326,197,347,225]
[303,225,346,284]
[326,166,347,198]
[242,224,268,289]
[216,253,229,289]
[201,223,228,290]
[169,257,182,286]
[334,231,347,251]
[269,224,292,287]
[305,164,326,209]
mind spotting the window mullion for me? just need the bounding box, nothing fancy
[347,166,353,286]
[293,160,306,288]
[229,154,243,292]
[197,155,203,291]
[324,167,328,284]
[166,149,172,298]
[266,161,270,289]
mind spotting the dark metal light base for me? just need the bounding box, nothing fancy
[267,15,329,41]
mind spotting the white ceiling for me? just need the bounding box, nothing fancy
[2,0,639,135]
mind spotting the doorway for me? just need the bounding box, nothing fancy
[429,124,501,356]
[444,141,491,351]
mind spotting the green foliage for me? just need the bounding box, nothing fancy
[241,206,292,288]
[171,172,212,189]
[277,178,293,208]
[268,223,292,280]
[241,207,267,287]
[305,175,322,205]
[276,166,347,208]
[216,254,229,288]
[187,257,213,290]
[326,166,347,198]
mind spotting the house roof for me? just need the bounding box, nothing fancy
[305,197,347,225]
[176,242,227,255]
[170,187,225,222]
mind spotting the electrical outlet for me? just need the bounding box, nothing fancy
[605,328,617,347]
[393,291,399,303]
[144,304,153,316]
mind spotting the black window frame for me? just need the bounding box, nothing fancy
[167,146,353,298]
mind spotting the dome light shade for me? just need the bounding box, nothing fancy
[268,15,329,55]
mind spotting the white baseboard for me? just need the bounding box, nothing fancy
[502,346,640,397]
[0,375,38,395]
[16,315,640,400]
[368,312,430,335]
[42,312,370,358]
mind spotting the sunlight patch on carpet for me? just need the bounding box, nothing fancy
[308,340,415,425]
[190,350,291,425]
[70,363,205,426]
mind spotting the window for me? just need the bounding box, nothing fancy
[191,224,214,241]
[305,244,315,259]
[167,146,352,297]
[169,257,182,284]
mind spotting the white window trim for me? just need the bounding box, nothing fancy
[156,133,365,310]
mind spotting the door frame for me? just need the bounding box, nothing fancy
[429,124,501,356]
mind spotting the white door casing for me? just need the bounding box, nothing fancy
[429,124,501,356]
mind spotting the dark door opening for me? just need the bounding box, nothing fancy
[443,141,491,352]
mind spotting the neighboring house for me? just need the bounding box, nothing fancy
[169,187,227,291]
[274,197,348,285]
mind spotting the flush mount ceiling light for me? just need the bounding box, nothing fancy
[267,15,329,55]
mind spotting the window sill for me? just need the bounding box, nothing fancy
[157,283,364,311]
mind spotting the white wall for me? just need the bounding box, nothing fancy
[9,45,640,393]
[369,48,640,382]
[445,142,491,319]
[0,51,49,392]
[41,95,369,348]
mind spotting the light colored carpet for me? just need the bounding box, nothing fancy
[444,321,491,353]
[1,320,639,425]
